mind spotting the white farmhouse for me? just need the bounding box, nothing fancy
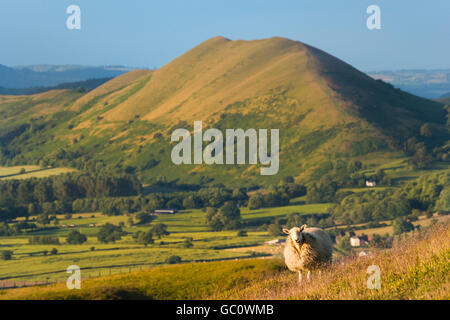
[365,180,376,187]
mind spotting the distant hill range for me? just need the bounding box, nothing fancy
[0,64,136,89]
[0,37,448,187]
[440,92,450,99]
[0,78,113,95]
[367,69,450,99]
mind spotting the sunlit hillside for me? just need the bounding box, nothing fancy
[0,37,448,186]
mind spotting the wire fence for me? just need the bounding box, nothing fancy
[0,264,151,290]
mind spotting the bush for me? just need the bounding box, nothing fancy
[134,230,154,246]
[51,248,58,255]
[151,223,170,239]
[336,235,351,253]
[166,255,182,264]
[135,212,154,225]
[66,230,87,244]
[97,223,124,243]
[393,218,415,235]
[247,194,264,210]
[206,201,241,231]
[267,223,283,237]
[237,230,248,237]
[1,250,13,260]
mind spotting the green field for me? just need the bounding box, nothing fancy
[0,166,41,177]
[0,166,76,180]
[0,203,332,282]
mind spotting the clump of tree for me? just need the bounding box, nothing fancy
[404,137,433,169]
[330,190,411,225]
[97,223,124,243]
[66,230,87,244]
[205,201,241,231]
[435,186,450,213]
[392,217,415,235]
[0,172,141,219]
[0,221,37,236]
[69,186,250,216]
[134,230,154,246]
[286,212,334,229]
[369,233,393,248]
[237,230,247,237]
[401,170,448,211]
[267,222,284,237]
[306,182,337,204]
[134,212,155,225]
[336,235,352,253]
[0,222,14,236]
[247,181,305,210]
[150,223,170,239]
[0,202,27,222]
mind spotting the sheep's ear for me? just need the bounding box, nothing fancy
[282,228,290,235]
[299,224,307,232]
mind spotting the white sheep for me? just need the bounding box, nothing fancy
[283,224,333,283]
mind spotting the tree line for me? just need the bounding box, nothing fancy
[0,172,141,221]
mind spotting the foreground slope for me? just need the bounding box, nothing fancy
[1,222,448,300]
[0,37,448,186]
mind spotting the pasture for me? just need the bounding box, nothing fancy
[0,166,76,180]
[0,202,332,282]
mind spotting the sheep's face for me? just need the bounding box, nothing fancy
[283,225,307,250]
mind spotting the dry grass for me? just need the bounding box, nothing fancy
[215,222,450,300]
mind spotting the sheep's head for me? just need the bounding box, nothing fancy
[283,225,307,250]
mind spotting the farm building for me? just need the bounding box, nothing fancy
[152,209,178,215]
[350,235,369,247]
[365,180,376,187]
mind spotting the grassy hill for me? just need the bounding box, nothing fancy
[1,221,448,300]
[0,37,448,187]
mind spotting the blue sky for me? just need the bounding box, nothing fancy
[0,0,449,71]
